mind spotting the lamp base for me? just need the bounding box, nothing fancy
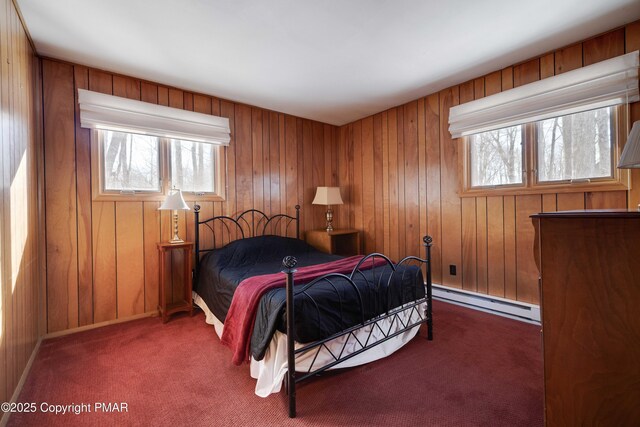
[168,210,184,244]
[325,207,334,232]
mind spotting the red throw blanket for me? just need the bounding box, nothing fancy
[221,255,387,365]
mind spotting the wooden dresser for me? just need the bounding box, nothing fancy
[531,210,640,426]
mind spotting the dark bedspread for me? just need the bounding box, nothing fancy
[194,235,425,361]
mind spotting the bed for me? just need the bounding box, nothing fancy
[192,205,433,417]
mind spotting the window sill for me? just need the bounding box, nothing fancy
[182,194,225,203]
[459,180,629,198]
[92,192,166,202]
[92,193,226,203]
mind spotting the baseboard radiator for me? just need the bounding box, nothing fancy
[432,284,541,323]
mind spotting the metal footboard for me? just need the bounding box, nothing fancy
[282,235,433,418]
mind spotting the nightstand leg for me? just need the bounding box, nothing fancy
[159,248,168,323]
[185,246,194,317]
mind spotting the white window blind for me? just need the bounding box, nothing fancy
[78,89,231,145]
[448,51,639,139]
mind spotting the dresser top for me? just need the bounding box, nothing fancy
[531,209,640,219]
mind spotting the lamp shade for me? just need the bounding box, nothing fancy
[312,187,343,205]
[618,121,640,168]
[159,189,190,210]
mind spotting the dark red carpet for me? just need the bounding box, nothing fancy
[9,301,543,426]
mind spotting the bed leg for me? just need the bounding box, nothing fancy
[282,256,298,418]
[423,236,433,341]
[426,282,433,341]
[288,372,296,418]
[194,204,201,279]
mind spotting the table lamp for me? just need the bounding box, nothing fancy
[618,120,640,211]
[312,187,343,232]
[159,189,190,243]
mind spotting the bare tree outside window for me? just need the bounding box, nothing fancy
[171,139,216,193]
[102,130,161,191]
[470,125,523,187]
[95,130,223,200]
[464,106,620,194]
[537,106,613,182]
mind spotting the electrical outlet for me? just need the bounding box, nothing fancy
[449,265,457,276]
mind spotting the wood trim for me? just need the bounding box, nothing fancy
[43,312,157,339]
[0,338,42,427]
[9,0,36,52]
[460,181,630,198]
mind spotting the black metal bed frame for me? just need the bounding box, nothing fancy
[193,206,433,418]
[193,204,300,278]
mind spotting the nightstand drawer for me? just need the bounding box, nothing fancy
[305,229,361,256]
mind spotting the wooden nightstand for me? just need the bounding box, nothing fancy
[305,229,361,256]
[157,241,194,323]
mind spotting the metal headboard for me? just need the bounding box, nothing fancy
[193,205,300,275]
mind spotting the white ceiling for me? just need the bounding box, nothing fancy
[16,0,640,126]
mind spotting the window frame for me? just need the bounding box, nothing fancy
[465,124,526,191]
[96,130,164,196]
[459,105,630,197]
[165,138,226,202]
[91,129,226,202]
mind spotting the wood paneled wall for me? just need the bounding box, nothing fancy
[41,59,339,333]
[338,22,640,304]
[40,21,640,332]
[0,0,44,408]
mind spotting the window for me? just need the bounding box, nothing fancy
[469,125,523,188]
[536,107,614,183]
[93,129,226,201]
[100,130,161,192]
[170,139,218,194]
[449,51,637,196]
[463,106,625,195]
[78,88,230,202]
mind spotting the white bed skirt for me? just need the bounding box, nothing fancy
[193,292,424,397]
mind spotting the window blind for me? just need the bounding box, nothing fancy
[448,51,639,139]
[78,89,231,145]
